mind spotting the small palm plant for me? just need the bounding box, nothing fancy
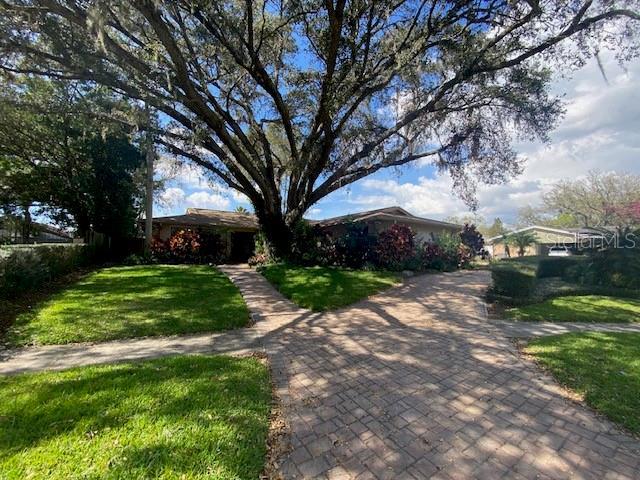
[506,231,537,257]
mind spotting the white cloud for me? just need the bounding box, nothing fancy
[158,187,186,207]
[352,53,640,226]
[185,191,231,210]
[156,156,212,189]
[307,207,323,219]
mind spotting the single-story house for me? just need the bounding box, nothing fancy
[150,208,259,262]
[485,225,609,258]
[311,206,461,242]
[149,206,460,262]
[0,217,73,244]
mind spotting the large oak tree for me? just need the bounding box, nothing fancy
[1,0,638,255]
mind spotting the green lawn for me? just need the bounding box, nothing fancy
[526,333,640,434]
[7,265,249,346]
[260,264,401,311]
[0,355,271,479]
[505,295,640,323]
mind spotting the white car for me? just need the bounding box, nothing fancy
[548,246,573,257]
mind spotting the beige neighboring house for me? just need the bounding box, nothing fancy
[312,206,461,242]
[486,225,608,258]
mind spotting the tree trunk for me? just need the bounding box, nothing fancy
[21,205,32,244]
[144,107,154,252]
[255,209,294,260]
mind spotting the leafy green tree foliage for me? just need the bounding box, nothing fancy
[517,205,580,229]
[485,218,508,239]
[0,79,145,237]
[543,171,640,230]
[1,1,637,254]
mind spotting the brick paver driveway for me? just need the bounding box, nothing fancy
[1,265,639,478]
[224,267,640,480]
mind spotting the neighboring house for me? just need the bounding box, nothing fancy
[485,225,609,258]
[312,206,461,242]
[0,217,73,244]
[149,205,460,262]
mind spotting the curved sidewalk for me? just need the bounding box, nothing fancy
[494,320,640,338]
[0,264,306,375]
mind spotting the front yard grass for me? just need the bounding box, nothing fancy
[526,332,640,434]
[505,295,640,323]
[7,265,249,346]
[260,264,401,311]
[0,355,271,479]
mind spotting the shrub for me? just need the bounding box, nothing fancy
[417,242,446,270]
[581,248,640,290]
[0,245,95,299]
[490,261,537,299]
[198,230,228,264]
[291,220,337,266]
[536,257,586,278]
[248,252,269,267]
[123,252,157,265]
[459,223,484,254]
[435,232,464,271]
[335,223,378,268]
[457,244,474,269]
[375,224,415,270]
[168,229,201,262]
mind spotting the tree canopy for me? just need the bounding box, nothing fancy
[0,78,146,238]
[543,171,640,230]
[1,1,638,254]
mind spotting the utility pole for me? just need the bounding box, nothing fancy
[144,106,154,252]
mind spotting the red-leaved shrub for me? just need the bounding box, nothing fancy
[417,242,445,270]
[168,229,201,262]
[375,224,415,270]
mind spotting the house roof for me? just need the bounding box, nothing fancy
[150,206,460,233]
[0,217,73,239]
[486,225,611,244]
[151,208,259,230]
[36,222,73,239]
[312,206,461,230]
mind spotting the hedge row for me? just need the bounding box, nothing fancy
[0,244,96,299]
[490,250,639,305]
[489,261,537,299]
[536,257,586,278]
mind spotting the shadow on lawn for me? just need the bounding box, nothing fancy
[0,355,269,479]
[511,296,640,323]
[7,265,250,345]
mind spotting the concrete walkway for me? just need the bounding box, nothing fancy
[494,320,640,338]
[0,264,306,375]
[1,266,640,479]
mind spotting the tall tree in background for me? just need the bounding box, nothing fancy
[543,171,640,230]
[0,78,145,238]
[1,1,638,255]
[485,218,507,238]
[516,205,579,229]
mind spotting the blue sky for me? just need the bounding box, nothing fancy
[156,52,640,226]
